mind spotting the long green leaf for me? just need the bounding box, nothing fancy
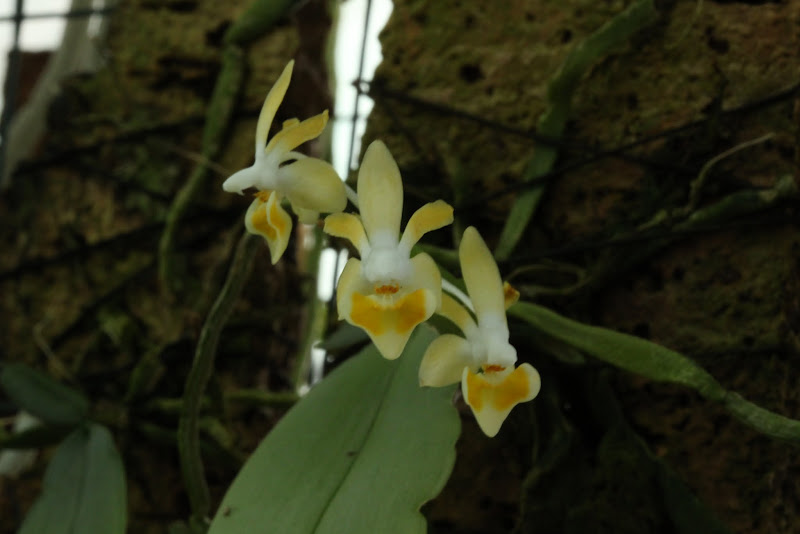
[723,393,800,442]
[73,425,128,533]
[495,0,659,260]
[18,424,127,534]
[509,302,725,399]
[1,364,89,427]
[509,302,800,442]
[208,326,460,534]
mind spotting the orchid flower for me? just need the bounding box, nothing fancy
[324,140,454,360]
[419,226,541,437]
[222,60,347,263]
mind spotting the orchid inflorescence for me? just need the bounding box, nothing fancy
[223,61,540,437]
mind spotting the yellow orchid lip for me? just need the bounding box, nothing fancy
[462,363,541,437]
[245,191,292,264]
[350,289,429,337]
[336,252,442,360]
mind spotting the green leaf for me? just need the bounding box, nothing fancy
[509,302,725,399]
[18,424,127,534]
[1,364,89,427]
[316,322,370,353]
[722,393,800,442]
[495,0,659,260]
[510,301,800,442]
[208,326,460,534]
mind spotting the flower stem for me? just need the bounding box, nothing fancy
[344,183,359,209]
[158,44,245,294]
[178,231,259,522]
[441,278,474,313]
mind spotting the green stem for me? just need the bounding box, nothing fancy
[494,0,659,260]
[291,225,328,391]
[158,45,245,293]
[579,174,797,294]
[226,389,299,407]
[178,231,259,521]
[224,0,300,46]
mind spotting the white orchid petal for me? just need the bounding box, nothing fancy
[460,226,507,327]
[357,140,403,243]
[324,213,368,255]
[279,157,346,214]
[266,110,329,155]
[408,253,442,310]
[335,257,365,319]
[419,334,476,387]
[223,166,269,194]
[255,60,294,154]
[438,293,479,338]
[399,200,454,254]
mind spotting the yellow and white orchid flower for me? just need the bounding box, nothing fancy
[419,226,541,437]
[324,140,454,360]
[222,60,347,263]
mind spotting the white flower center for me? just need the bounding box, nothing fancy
[475,314,516,369]
[361,230,411,285]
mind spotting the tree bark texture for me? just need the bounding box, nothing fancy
[0,1,330,532]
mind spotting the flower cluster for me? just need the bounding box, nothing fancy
[222,61,540,436]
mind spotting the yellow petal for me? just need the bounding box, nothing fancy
[419,334,475,387]
[244,191,293,264]
[438,293,478,337]
[460,226,507,325]
[324,213,368,255]
[280,157,347,214]
[503,281,520,310]
[357,140,403,244]
[335,257,365,316]
[408,253,443,310]
[462,363,541,437]
[256,60,294,152]
[399,200,454,253]
[266,110,329,155]
[336,258,438,360]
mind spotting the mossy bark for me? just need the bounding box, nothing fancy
[0,1,330,532]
